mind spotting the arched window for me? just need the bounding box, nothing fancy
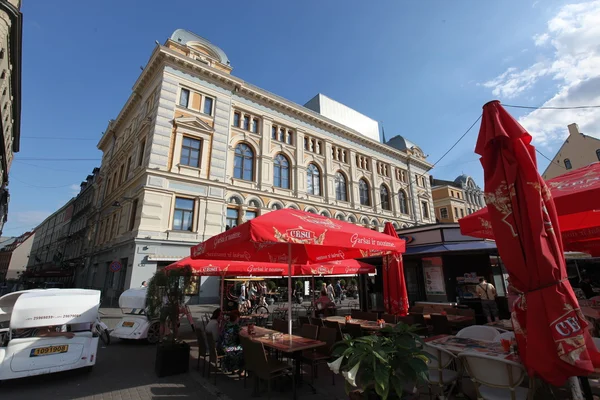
[271,202,282,210]
[307,163,321,196]
[336,214,345,221]
[361,217,369,226]
[359,179,370,206]
[372,219,379,230]
[380,185,390,210]
[398,190,409,214]
[597,149,600,161]
[564,158,572,170]
[273,154,290,189]
[234,143,254,181]
[335,172,347,201]
[348,215,357,224]
[320,211,331,218]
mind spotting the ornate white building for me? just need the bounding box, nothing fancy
[87,29,434,303]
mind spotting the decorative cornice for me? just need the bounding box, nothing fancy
[99,44,433,172]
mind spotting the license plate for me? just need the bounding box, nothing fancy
[122,321,135,327]
[30,345,69,357]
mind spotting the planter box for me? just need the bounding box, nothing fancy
[155,341,190,377]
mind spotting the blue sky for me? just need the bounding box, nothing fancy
[5,0,597,236]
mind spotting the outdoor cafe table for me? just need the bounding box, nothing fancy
[240,326,326,400]
[486,319,514,331]
[324,316,394,331]
[423,313,475,327]
[425,334,520,363]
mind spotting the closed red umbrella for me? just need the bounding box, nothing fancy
[476,100,600,386]
[382,222,409,316]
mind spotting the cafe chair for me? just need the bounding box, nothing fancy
[350,309,362,319]
[382,313,397,324]
[363,312,379,321]
[239,335,253,388]
[298,316,310,327]
[456,308,476,318]
[300,324,319,340]
[246,338,293,399]
[397,315,415,326]
[272,318,288,333]
[196,329,209,376]
[323,320,344,341]
[444,307,458,315]
[206,332,224,385]
[309,316,325,327]
[301,327,338,385]
[495,331,516,343]
[411,313,431,336]
[345,322,363,338]
[431,314,452,335]
[456,325,500,342]
[458,351,530,400]
[423,343,460,400]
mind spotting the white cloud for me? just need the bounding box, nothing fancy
[480,0,600,145]
[69,184,80,196]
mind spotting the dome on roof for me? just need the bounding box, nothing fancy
[454,174,469,184]
[170,29,230,65]
[386,135,418,151]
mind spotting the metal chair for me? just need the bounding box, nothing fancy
[345,322,363,338]
[206,332,224,385]
[430,314,452,335]
[196,328,209,376]
[300,324,319,340]
[382,313,397,324]
[301,327,338,385]
[423,343,460,400]
[246,338,293,399]
[456,325,500,341]
[323,319,343,341]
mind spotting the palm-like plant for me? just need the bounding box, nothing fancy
[329,323,430,400]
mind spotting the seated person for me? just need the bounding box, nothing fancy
[218,310,243,374]
[315,290,331,315]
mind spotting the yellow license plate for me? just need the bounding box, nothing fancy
[122,321,135,327]
[30,345,69,357]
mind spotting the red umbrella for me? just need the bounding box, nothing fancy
[382,222,409,316]
[190,209,405,334]
[190,209,405,263]
[459,162,600,254]
[476,100,600,386]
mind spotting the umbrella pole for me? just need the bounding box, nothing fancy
[312,274,315,318]
[288,243,293,336]
[220,276,224,311]
[569,376,584,400]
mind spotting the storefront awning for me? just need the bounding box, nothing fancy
[405,241,497,256]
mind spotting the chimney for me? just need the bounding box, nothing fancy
[568,123,580,137]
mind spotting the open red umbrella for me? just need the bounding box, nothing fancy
[476,100,600,386]
[190,209,405,334]
[459,162,600,255]
[382,222,409,316]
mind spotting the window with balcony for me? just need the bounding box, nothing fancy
[180,137,202,168]
[273,154,290,189]
[233,143,254,181]
[307,163,321,196]
[172,197,194,231]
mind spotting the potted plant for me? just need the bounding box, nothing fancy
[328,323,430,399]
[146,265,193,377]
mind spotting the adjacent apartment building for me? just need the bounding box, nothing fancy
[542,123,600,180]
[86,29,435,304]
[0,230,34,282]
[432,175,484,223]
[0,0,22,235]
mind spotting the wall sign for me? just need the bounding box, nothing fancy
[422,257,446,295]
[109,261,122,273]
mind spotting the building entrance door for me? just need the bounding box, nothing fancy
[404,259,425,304]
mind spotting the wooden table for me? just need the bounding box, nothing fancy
[486,319,514,331]
[423,313,474,325]
[240,326,325,399]
[324,316,394,331]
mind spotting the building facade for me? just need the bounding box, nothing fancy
[453,175,484,215]
[542,123,600,180]
[0,230,34,281]
[431,179,466,223]
[26,199,75,281]
[0,0,22,235]
[87,29,434,304]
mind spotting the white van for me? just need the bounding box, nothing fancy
[0,289,101,381]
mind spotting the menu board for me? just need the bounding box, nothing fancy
[423,257,446,295]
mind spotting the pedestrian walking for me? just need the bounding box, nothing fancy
[476,277,499,323]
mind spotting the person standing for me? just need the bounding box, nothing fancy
[476,277,499,323]
[334,280,342,304]
[326,282,335,302]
